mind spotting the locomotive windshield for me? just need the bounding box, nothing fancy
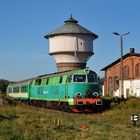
[71,74,97,83]
[87,74,97,82]
[73,75,86,82]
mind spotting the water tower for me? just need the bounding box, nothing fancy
[44,16,98,72]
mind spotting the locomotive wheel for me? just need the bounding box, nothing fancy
[58,102,72,112]
[65,106,72,113]
[59,103,66,112]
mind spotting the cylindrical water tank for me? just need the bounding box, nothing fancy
[44,16,98,72]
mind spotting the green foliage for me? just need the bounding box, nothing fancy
[0,99,140,139]
[101,94,114,99]
[127,96,137,99]
[0,79,9,94]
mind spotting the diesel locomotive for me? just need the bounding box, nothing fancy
[6,68,102,113]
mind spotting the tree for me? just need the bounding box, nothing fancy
[0,79,9,94]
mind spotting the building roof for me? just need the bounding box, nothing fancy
[101,52,140,71]
[44,16,98,39]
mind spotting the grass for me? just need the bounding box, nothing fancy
[0,98,140,140]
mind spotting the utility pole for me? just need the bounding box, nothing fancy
[113,32,129,97]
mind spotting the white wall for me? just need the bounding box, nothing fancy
[48,34,94,64]
[102,79,140,98]
[133,80,140,97]
[123,80,140,98]
[52,53,91,63]
[49,34,93,53]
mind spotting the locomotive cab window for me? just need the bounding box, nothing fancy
[68,75,72,82]
[59,76,63,83]
[35,79,42,86]
[46,78,49,85]
[73,75,86,82]
[87,74,97,82]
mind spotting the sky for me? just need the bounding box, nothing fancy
[0,0,140,81]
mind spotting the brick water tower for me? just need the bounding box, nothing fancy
[44,16,98,72]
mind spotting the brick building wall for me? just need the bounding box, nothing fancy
[102,48,140,97]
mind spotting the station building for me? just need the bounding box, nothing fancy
[101,48,140,98]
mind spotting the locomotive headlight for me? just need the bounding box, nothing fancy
[76,92,82,98]
[84,67,90,74]
[93,92,99,97]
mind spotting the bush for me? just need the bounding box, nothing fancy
[0,79,9,94]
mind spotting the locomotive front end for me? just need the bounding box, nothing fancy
[67,69,102,113]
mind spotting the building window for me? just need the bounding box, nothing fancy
[108,77,113,95]
[114,76,119,91]
[135,63,140,78]
[123,65,129,79]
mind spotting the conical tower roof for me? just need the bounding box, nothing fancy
[44,16,98,39]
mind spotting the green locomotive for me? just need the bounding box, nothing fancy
[7,69,102,112]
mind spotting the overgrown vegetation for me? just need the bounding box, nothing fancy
[0,79,9,94]
[0,98,140,140]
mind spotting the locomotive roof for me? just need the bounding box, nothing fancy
[8,69,96,86]
[37,69,96,78]
[37,69,76,78]
[8,78,34,86]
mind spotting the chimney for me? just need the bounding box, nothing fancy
[130,48,135,54]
